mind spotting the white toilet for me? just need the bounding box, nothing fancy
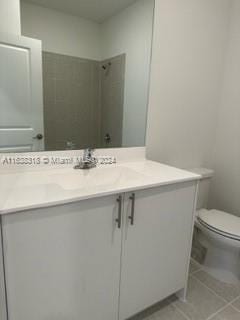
[190,168,240,284]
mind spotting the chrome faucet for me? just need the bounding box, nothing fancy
[74,148,97,170]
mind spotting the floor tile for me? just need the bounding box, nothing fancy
[189,259,202,274]
[193,270,240,302]
[174,276,226,320]
[129,298,188,320]
[232,296,240,311]
[208,306,240,320]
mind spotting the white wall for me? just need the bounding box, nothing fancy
[18,0,240,217]
[21,2,100,60]
[101,0,154,147]
[209,0,240,217]
[0,0,21,35]
[146,0,231,169]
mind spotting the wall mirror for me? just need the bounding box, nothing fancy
[0,0,155,152]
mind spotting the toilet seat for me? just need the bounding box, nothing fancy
[197,209,240,241]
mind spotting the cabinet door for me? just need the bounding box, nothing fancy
[0,220,7,320]
[2,195,122,320]
[120,182,197,320]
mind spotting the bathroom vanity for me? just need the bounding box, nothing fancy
[0,150,200,320]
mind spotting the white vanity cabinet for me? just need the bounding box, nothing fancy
[1,181,197,320]
[119,182,196,320]
[0,223,7,320]
[2,195,122,320]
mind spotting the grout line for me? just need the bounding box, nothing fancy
[166,295,191,320]
[227,295,240,305]
[189,259,203,275]
[206,303,232,320]
[140,266,240,320]
[171,301,191,320]
[172,290,226,320]
[173,274,238,320]
[191,273,236,304]
[230,295,240,313]
[206,295,240,320]
[190,268,203,275]
[190,261,240,305]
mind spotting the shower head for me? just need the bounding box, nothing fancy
[102,62,112,70]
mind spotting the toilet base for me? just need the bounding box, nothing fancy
[196,226,240,284]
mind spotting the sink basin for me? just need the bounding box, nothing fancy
[53,166,145,191]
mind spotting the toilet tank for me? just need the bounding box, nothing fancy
[189,168,214,210]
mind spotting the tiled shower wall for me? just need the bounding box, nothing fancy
[101,54,125,148]
[42,52,101,151]
[42,51,125,151]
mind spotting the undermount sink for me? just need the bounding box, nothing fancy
[53,166,145,191]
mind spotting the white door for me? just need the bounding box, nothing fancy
[119,182,197,320]
[0,33,44,152]
[2,195,122,320]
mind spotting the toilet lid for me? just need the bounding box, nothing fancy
[198,209,240,240]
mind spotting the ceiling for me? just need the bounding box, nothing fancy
[22,0,138,23]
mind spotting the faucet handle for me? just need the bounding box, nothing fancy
[83,148,96,162]
[75,148,97,169]
[85,148,95,156]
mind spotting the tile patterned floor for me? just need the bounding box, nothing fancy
[129,259,240,320]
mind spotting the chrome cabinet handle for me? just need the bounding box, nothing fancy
[129,193,135,225]
[116,196,122,229]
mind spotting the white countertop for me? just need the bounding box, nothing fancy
[0,159,200,215]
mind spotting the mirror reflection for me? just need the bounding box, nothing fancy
[0,0,154,152]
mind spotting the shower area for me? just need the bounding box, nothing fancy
[42,51,125,151]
